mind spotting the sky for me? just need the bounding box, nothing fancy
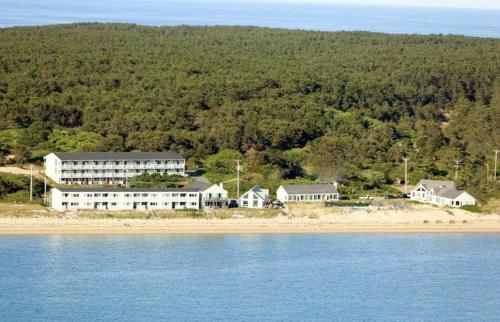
[249,0,500,10]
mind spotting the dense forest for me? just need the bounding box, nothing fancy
[0,24,498,200]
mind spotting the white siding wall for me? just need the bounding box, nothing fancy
[51,189,200,211]
[44,153,62,183]
[45,156,186,185]
[202,184,228,201]
[276,186,287,203]
[410,186,476,207]
[51,188,64,211]
[239,191,264,208]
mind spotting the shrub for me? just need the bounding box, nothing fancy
[460,205,482,213]
[1,190,30,202]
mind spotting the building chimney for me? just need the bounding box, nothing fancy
[219,182,224,189]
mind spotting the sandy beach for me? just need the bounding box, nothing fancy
[0,204,499,234]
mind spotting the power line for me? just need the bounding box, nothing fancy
[453,159,461,181]
[494,149,499,182]
[402,157,409,194]
[29,165,33,202]
[235,159,241,199]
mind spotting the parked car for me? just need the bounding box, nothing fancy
[359,195,374,201]
[338,195,350,200]
[271,200,283,207]
[228,199,239,208]
[384,194,397,199]
[397,193,410,199]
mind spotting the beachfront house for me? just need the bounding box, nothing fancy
[239,185,269,208]
[188,181,229,208]
[44,151,186,185]
[51,182,229,211]
[276,184,339,203]
[410,179,476,207]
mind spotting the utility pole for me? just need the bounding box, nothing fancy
[125,169,129,188]
[453,159,461,181]
[29,165,33,202]
[494,149,499,182]
[44,176,47,206]
[235,160,241,199]
[402,157,409,194]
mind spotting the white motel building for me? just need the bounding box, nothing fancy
[51,183,228,211]
[44,151,186,185]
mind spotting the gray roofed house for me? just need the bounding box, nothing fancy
[277,184,339,203]
[410,179,476,207]
[239,185,270,208]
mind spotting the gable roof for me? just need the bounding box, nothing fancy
[241,185,269,200]
[436,189,464,199]
[49,151,184,161]
[415,179,456,191]
[54,187,200,193]
[280,184,338,194]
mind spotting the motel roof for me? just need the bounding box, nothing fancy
[49,151,184,161]
[54,187,201,193]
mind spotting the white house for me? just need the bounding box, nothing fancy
[239,185,269,208]
[276,184,339,203]
[44,151,186,185]
[188,181,229,208]
[51,182,229,212]
[410,179,476,207]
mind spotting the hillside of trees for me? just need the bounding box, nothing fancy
[0,24,498,200]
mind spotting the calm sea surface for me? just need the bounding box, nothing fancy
[0,234,499,321]
[0,0,499,37]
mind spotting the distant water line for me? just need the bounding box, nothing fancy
[0,1,499,38]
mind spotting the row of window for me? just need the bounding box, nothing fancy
[206,193,224,199]
[62,193,198,198]
[61,169,183,174]
[61,160,184,166]
[242,193,259,200]
[62,201,198,207]
[241,200,260,207]
[287,194,337,201]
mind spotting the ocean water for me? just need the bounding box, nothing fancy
[0,234,499,321]
[0,0,499,37]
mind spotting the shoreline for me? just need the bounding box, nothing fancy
[1,204,499,235]
[1,217,500,235]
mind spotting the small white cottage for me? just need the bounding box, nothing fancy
[239,185,269,208]
[276,184,339,203]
